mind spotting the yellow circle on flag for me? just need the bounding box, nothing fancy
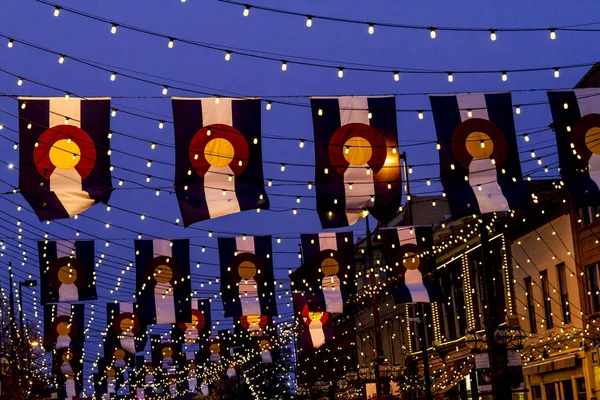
[239,261,257,279]
[343,137,372,165]
[585,127,600,155]
[205,138,235,167]
[49,139,81,169]
[321,258,339,276]
[154,265,173,284]
[465,132,494,159]
[58,265,77,284]
[56,321,71,336]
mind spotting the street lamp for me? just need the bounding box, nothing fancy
[379,361,392,379]
[465,330,488,353]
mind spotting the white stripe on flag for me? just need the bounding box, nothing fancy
[576,89,600,117]
[396,227,417,245]
[56,303,71,317]
[235,236,255,254]
[186,351,195,360]
[456,93,489,121]
[49,98,81,128]
[338,97,369,126]
[56,240,74,259]
[317,233,338,251]
[120,302,134,313]
[152,239,172,258]
[201,98,233,126]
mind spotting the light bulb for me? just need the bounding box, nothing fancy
[268,179,272,186]
[64,92,70,99]
[367,112,373,119]
[266,101,272,110]
[480,140,485,148]
[467,109,473,118]
[348,183,353,190]
[563,102,568,110]
[150,142,156,150]
[550,29,556,40]
[281,61,288,71]
[111,108,117,117]
[168,38,174,48]
[429,28,437,39]
[21,102,26,109]
[215,96,221,104]
[111,24,117,34]
[54,7,60,17]
[338,68,344,78]
[524,134,530,142]
[490,30,497,41]
[158,121,164,129]
[308,182,313,190]
[393,72,400,81]
[447,72,453,82]
[299,140,304,148]
[58,55,65,64]
[515,105,521,115]
[392,146,397,154]
[147,160,152,168]
[243,5,250,17]
[426,179,431,186]
[17,77,23,86]
[501,71,508,81]
[162,86,168,95]
[280,164,286,172]
[146,175,151,182]
[368,24,375,35]
[530,151,536,158]
[7,39,14,48]
[306,16,312,27]
[554,68,560,78]
[318,108,323,116]
[296,196,301,203]
[418,111,424,120]
[224,51,231,61]
[253,137,258,144]
[110,72,116,81]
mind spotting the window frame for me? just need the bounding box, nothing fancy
[556,263,571,324]
[524,277,537,334]
[540,270,554,329]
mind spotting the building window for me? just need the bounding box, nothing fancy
[556,263,571,323]
[524,277,536,333]
[540,270,553,329]
[588,263,600,313]
[531,385,542,400]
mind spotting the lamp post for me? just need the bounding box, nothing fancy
[18,279,37,372]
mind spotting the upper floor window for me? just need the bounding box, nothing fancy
[588,263,600,314]
[524,277,537,334]
[540,270,554,329]
[556,263,571,323]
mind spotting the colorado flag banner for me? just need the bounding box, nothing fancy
[548,89,600,207]
[430,93,529,219]
[300,231,355,313]
[43,303,84,351]
[172,98,269,226]
[135,239,192,326]
[310,96,402,228]
[218,235,278,318]
[18,97,112,221]
[379,226,440,304]
[39,240,97,305]
[293,292,334,350]
[174,298,211,345]
[105,302,146,368]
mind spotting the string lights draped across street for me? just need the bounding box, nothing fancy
[1,1,600,400]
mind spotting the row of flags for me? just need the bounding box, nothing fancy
[19,91,600,228]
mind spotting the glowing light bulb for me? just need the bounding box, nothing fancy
[147,160,152,168]
[418,111,424,120]
[368,24,375,34]
[299,140,304,148]
[253,137,258,144]
[111,108,117,117]
[563,102,568,110]
[168,38,174,48]
[501,71,508,81]
[162,86,168,95]
[280,164,286,172]
[265,101,272,111]
[523,134,530,142]
[54,7,60,17]
[17,77,23,86]
[267,179,272,187]
[530,150,536,158]
[58,55,65,64]
[64,92,70,99]
[550,29,556,40]
[308,182,313,190]
[429,28,437,39]
[318,108,323,116]
[150,142,156,150]
[7,39,14,48]
[338,68,344,78]
[467,109,473,118]
[158,121,164,129]
[490,30,497,41]
[392,146,397,154]
[215,96,221,104]
[515,105,521,115]
[393,71,400,81]
[243,5,250,17]
[110,72,116,81]
[480,140,485,148]
[111,24,117,34]
[281,61,287,71]
[447,72,454,82]
[306,16,312,27]
[436,143,441,150]
[554,68,560,78]
[367,112,373,119]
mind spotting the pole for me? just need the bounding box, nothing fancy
[479,218,510,400]
[401,152,413,226]
[364,216,387,397]
[418,303,433,400]
[8,263,17,370]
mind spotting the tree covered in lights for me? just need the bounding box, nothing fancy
[0,296,51,400]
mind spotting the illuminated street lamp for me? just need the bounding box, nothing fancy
[465,330,488,353]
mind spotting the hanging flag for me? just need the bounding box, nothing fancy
[430,93,529,219]
[201,338,227,364]
[171,98,269,226]
[105,302,146,368]
[18,97,112,220]
[53,346,83,397]
[58,370,82,400]
[234,315,274,340]
[548,89,600,206]
[183,352,200,392]
[95,357,124,397]
[43,303,84,351]
[293,292,334,349]
[174,298,211,345]
[218,235,278,317]
[135,239,192,326]
[310,96,401,228]
[150,334,182,374]
[300,231,355,313]
[39,240,96,305]
[135,355,157,395]
[256,335,275,364]
[379,226,440,304]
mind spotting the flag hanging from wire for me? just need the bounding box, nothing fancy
[173,298,211,345]
[310,96,402,228]
[95,357,125,397]
[43,303,84,351]
[379,226,440,303]
[105,302,146,368]
[548,89,600,207]
[430,93,529,219]
[293,292,334,349]
[53,346,83,398]
[135,239,192,326]
[300,231,355,313]
[18,97,112,221]
[39,240,96,304]
[218,235,278,317]
[172,98,269,226]
[201,337,227,364]
[150,334,182,374]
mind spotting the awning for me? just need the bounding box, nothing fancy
[523,354,579,375]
